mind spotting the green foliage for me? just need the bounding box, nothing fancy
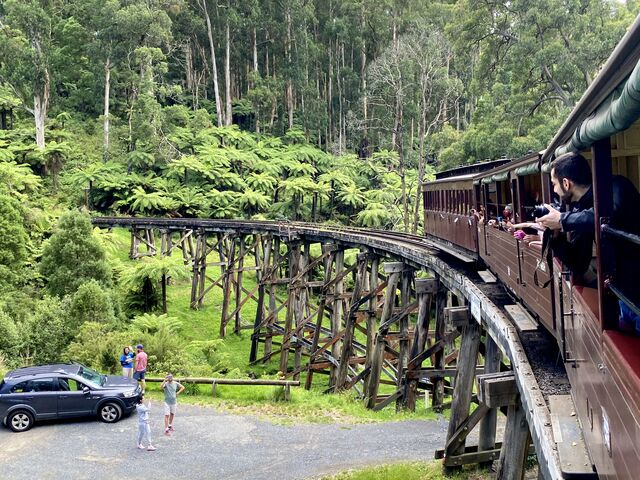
[0,308,20,361]
[39,210,112,297]
[131,313,182,335]
[0,194,29,288]
[67,280,117,329]
[24,296,69,365]
[65,322,133,374]
[187,339,230,372]
[118,256,190,313]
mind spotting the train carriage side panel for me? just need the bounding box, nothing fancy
[423,173,480,261]
[543,49,640,476]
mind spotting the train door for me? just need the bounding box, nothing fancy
[592,137,640,478]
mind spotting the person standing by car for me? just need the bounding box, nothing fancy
[135,394,156,451]
[161,373,185,436]
[133,344,148,393]
[120,346,135,379]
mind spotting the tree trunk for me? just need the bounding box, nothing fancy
[200,0,224,126]
[361,5,368,139]
[32,37,50,150]
[286,7,294,129]
[224,6,232,126]
[103,57,111,161]
[252,27,259,78]
[162,273,167,314]
[34,93,47,150]
[413,94,427,234]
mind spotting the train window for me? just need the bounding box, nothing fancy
[486,183,498,219]
[520,174,543,221]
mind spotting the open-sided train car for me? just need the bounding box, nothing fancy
[423,15,640,479]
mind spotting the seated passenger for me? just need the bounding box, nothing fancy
[499,204,514,231]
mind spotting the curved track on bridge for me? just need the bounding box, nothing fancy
[93,217,562,479]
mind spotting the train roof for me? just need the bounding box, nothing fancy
[542,14,640,163]
[434,159,511,180]
[474,151,541,184]
[423,172,477,187]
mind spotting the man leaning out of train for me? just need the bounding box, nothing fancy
[537,152,640,333]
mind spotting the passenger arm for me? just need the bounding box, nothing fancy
[560,207,595,233]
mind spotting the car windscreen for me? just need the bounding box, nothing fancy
[78,365,105,386]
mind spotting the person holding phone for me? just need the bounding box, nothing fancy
[120,346,134,379]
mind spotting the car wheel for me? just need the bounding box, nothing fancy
[99,402,122,423]
[8,410,34,432]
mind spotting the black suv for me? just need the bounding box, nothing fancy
[0,363,141,432]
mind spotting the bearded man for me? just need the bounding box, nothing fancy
[536,153,597,286]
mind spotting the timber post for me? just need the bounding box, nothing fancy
[249,235,270,362]
[279,241,301,375]
[265,236,280,360]
[497,400,530,479]
[396,266,415,411]
[432,279,447,410]
[335,252,368,391]
[329,248,345,388]
[403,277,436,411]
[365,261,403,409]
[190,230,207,309]
[234,236,246,334]
[478,334,502,467]
[292,242,310,381]
[219,234,233,336]
[305,243,338,389]
[363,256,380,383]
[443,307,480,471]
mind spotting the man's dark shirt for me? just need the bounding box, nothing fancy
[550,186,594,280]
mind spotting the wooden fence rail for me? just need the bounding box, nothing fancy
[145,377,300,401]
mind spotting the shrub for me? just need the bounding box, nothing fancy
[39,210,112,297]
[24,296,70,365]
[67,280,117,329]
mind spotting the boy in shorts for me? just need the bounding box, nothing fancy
[161,374,185,435]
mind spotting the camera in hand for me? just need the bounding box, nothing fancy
[529,202,560,220]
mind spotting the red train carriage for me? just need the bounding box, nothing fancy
[423,14,640,479]
[423,159,509,262]
[540,19,640,477]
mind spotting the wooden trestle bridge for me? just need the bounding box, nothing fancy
[92,217,563,479]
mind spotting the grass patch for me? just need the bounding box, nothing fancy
[317,461,492,480]
[143,381,439,425]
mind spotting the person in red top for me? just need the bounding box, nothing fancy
[134,344,148,393]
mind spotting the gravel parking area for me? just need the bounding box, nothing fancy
[0,404,450,480]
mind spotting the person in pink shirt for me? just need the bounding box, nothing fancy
[134,344,148,393]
